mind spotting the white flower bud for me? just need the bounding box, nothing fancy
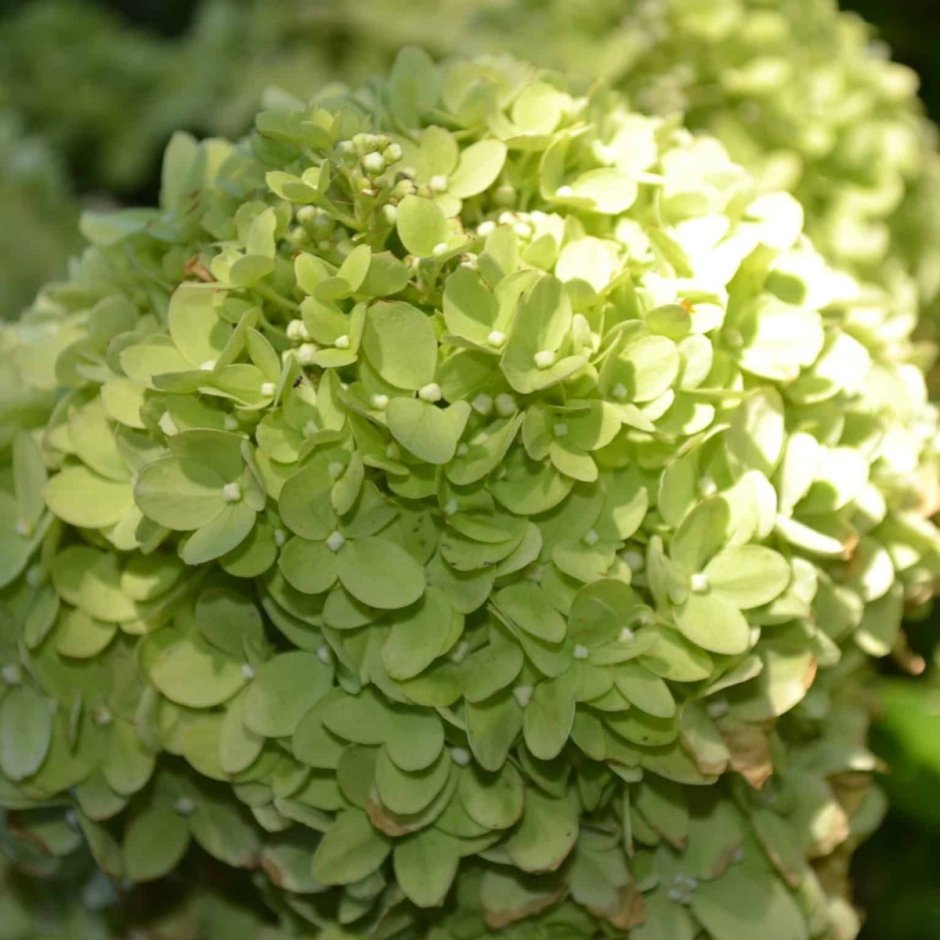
[534,350,555,369]
[690,572,710,593]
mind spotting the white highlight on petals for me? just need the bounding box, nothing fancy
[240,663,255,680]
[222,482,242,502]
[261,382,276,397]
[371,393,389,409]
[513,685,533,708]
[573,644,590,660]
[582,529,599,546]
[334,335,350,349]
[487,330,506,348]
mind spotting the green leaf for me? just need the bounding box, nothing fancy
[726,389,785,477]
[691,867,808,940]
[466,693,523,772]
[134,457,226,531]
[103,719,155,796]
[443,266,499,346]
[704,546,791,609]
[375,748,451,815]
[189,797,260,868]
[45,467,133,529]
[383,587,458,680]
[0,685,53,781]
[387,710,445,772]
[503,791,578,873]
[671,497,730,573]
[564,168,638,214]
[311,809,390,886]
[397,196,448,256]
[55,609,117,659]
[676,592,751,656]
[523,676,576,760]
[13,431,46,527]
[614,663,676,718]
[123,804,191,883]
[180,503,256,565]
[278,537,339,595]
[278,460,336,540]
[511,82,566,134]
[336,536,426,610]
[393,828,460,908]
[501,275,584,394]
[386,399,470,465]
[458,763,525,831]
[362,301,437,390]
[219,693,264,775]
[243,651,334,738]
[493,581,566,642]
[449,140,507,199]
[389,46,439,127]
[168,283,229,365]
[149,634,246,708]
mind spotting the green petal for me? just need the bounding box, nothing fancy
[675,592,751,656]
[243,651,334,738]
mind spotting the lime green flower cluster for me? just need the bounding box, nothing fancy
[1,51,938,938]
